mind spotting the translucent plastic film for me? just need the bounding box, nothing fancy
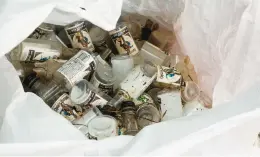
[0,0,260,156]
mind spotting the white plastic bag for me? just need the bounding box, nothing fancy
[175,0,255,106]
[122,0,260,107]
[1,0,260,155]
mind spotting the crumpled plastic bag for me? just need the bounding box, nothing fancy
[175,0,254,106]
[122,0,260,107]
[1,0,260,156]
